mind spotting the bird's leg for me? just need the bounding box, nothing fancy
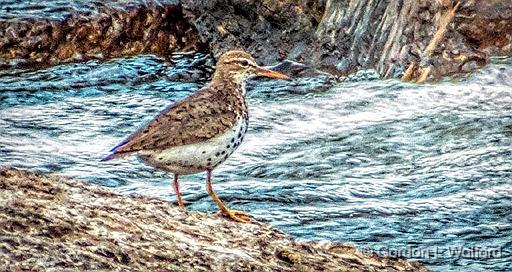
[173,174,185,209]
[205,170,251,223]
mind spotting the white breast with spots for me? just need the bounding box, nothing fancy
[138,115,249,175]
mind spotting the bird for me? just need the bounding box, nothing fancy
[101,50,289,223]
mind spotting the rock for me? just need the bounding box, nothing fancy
[456,0,512,56]
[0,167,429,271]
[0,0,204,69]
[182,0,511,80]
[0,0,510,80]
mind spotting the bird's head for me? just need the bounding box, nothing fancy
[214,50,289,86]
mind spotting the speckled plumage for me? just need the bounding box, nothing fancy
[103,51,254,162]
[102,50,289,222]
[136,109,249,175]
[106,60,248,162]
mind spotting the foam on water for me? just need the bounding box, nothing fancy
[1,54,511,271]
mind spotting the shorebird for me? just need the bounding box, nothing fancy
[101,50,289,223]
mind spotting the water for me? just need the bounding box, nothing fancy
[1,53,511,271]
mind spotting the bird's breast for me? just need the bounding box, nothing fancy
[138,115,249,175]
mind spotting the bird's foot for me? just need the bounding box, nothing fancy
[217,209,252,223]
[176,201,186,210]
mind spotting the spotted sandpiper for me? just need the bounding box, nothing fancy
[101,50,289,223]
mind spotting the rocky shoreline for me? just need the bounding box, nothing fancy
[0,0,204,69]
[1,0,511,80]
[0,167,428,271]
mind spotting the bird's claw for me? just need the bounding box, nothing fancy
[217,209,252,223]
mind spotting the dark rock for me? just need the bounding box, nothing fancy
[0,167,429,271]
[182,0,512,80]
[0,0,205,69]
[0,0,510,80]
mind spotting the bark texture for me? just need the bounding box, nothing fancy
[182,0,512,80]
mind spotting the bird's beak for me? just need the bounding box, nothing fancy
[256,67,290,80]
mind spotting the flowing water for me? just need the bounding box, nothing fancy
[1,53,511,271]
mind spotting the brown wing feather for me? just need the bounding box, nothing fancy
[104,88,239,159]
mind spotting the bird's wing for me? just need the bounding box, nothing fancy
[102,89,238,160]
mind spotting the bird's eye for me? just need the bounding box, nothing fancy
[240,60,249,67]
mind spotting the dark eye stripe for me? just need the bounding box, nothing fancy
[225,58,254,66]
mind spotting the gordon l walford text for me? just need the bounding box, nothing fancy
[362,245,505,259]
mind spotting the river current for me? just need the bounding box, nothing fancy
[0,53,511,271]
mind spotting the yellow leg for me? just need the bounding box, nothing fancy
[205,170,251,223]
[173,174,185,209]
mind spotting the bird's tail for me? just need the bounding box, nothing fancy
[100,152,130,162]
[101,138,132,162]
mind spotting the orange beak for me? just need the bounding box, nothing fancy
[256,67,290,80]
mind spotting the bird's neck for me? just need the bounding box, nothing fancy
[213,70,247,86]
[208,78,247,116]
[211,75,247,97]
